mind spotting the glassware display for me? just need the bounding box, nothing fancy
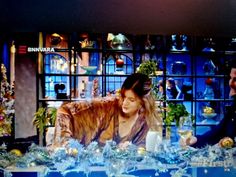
[80,65,97,74]
[36,33,231,142]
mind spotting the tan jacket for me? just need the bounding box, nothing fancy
[53,96,148,147]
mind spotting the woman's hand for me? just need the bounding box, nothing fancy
[118,141,131,150]
[179,136,197,147]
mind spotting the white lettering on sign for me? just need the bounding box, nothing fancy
[27,47,55,52]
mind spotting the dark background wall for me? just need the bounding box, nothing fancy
[0,0,236,37]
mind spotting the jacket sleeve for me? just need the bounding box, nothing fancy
[53,97,118,147]
[53,103,74,147]
[194,122,225,148]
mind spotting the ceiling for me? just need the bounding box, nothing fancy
[1,0,236,37]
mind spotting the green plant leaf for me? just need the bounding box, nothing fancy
[32,107,48,136]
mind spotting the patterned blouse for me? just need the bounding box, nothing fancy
[53,96,149,147]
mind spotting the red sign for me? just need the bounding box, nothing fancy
[18,45,27,54]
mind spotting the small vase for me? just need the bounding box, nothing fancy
[204,85,214,99]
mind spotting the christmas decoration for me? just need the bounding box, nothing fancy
[0,138,235,177]
[220,137,234,148]
[0,63,14,137]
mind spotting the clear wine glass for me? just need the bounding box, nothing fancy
[177,115,193,149]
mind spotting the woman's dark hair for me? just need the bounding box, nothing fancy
[120,73,152,98]
[120,73,162,131]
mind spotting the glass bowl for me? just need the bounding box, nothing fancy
[80,66,97,74]
[202,113,217,119]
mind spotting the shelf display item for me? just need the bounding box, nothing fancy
[171,34,188,51]
[80,65,97,74]
[202,106,217,119]
[202,113,217,119]
[171,61,187,75]
[54,83,67,99]
[166,78,182,99]
[92,78,99,97]
[79,38,95,48]
[144,35,155,50]
[107,33,132,50]
[115,56,125,74]
[116,57,124,68]
[85,81,93,98]
[202,38,215,52]
[182,82,193,100]
[203,78,215,99]
[203,85,215,99]
[203,59,217,75]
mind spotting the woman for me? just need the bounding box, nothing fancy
[53,73,162,148]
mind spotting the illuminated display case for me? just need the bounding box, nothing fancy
[37,33,236,138]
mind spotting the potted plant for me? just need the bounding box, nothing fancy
[32,107,57,146]
[136,60,158,76]
[163,102,192,139]
[137,60,162,98]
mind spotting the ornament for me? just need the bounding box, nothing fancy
[205,78,213,85]
[10,149,22,156]
[220,137,234,148]
[66,148,78,157]
[203,106,214,114]
[116,58,124,68]
[137,147,146,155]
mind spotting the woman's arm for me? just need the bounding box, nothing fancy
[53,97,119,147]
[53,104,74,147]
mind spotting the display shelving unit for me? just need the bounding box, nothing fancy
[37,33,236,137]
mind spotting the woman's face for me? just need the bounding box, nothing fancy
[121,89,142,116]
[229,68,236,96]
